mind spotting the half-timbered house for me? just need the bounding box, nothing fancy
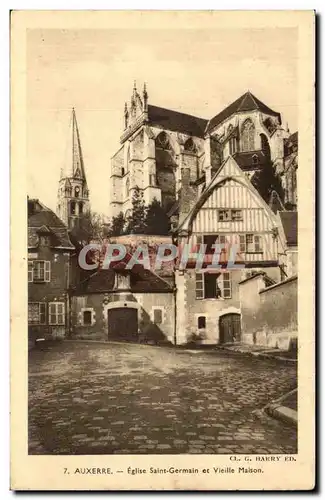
[174,155,282,345]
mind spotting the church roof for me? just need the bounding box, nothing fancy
[206,91,281,133]
[60,108,87,182]
[232,150,267,170]
[147,104,208,138]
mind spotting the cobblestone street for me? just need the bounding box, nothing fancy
[29,341,297,455]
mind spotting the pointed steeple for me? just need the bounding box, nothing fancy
[57,108,90,228]
[71,108,86,180]
[60,108,87,181]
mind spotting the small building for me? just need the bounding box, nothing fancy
[28,198,75,342]
[70,261,175,344]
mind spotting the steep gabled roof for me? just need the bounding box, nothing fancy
[232,150,267,170]
[73,257,173,295]
[279,211,298,246]
[28,199,74,250]
[206,91,281,133]
[175,155,278,234]
[147,105,208,138]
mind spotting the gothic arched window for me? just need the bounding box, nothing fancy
[227,124,234,135]
[241,119,255,152]
[184,137,197,153]
[79,202,83,214]
[156,131,170,150]
[70,201,76,216]
[74,186,80,198]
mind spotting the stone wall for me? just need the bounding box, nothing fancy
[239,273,297,350]
[70,291,175,344]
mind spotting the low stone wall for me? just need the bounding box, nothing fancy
[239,274,297,350]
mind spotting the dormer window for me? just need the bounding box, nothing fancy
[115,272,130,290]
[252,154,258,165]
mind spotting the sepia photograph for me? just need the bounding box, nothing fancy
[11,10,314,490]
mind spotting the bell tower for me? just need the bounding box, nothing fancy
[57,108,90,229]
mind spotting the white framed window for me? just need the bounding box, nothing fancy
[218,209,243,222]
[218,210,231,222]
[29,260,51,282]
[231,210,243,221]
[195,272,232,300]
[239,234,263,253]
[28,302,46,325]
[49,302,65,325]
[28,261,33,282]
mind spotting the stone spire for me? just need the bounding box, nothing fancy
[60,108,87,181]
[57,108,89,228]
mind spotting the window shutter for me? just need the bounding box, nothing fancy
[239,235,246,253]
[222,272,232,299]
[254,235,262,252]
[39,303,46,324]
[58,302,65,325]
[45,261,51,282]
[49,303,56,325]
[28,261,33,282]
[195,272,204,299]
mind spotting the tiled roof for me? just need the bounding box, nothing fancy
[73,259,173,294]
[279,211,298,246]
[232,150,267,170]
[206,92,281,133]
[147,105,208,138]
[28,200,74,249]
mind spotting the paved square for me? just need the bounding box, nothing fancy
[29,341,297,454]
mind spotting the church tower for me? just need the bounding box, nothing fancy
[57,108,90,229]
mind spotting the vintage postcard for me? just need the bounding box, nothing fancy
[11,10,315,491]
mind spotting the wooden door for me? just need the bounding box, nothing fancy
[219,313,241,344]
[107,307,138,342]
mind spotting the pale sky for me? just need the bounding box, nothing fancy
[27,27,298,216]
